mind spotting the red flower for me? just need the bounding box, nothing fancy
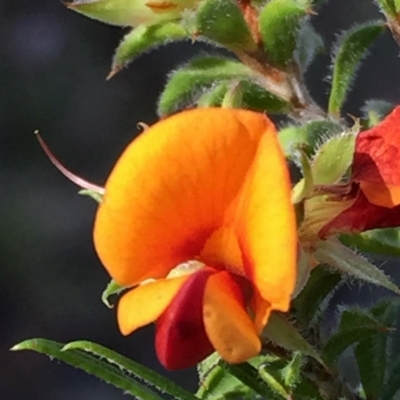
[321,106,400,237]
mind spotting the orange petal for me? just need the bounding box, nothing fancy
[155,267,216,369]
[360,181,400,208]
[203,271,261,363]
[250,288,271,334]
[232,127,297,311]
[117,275,189,335]
[353,106,400,187]
[94,108,273,286]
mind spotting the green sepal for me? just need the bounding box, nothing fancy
[291,151,313,204]
[11,339,165,400]
[314,239,400,294]
[322,308,390,365]
[361,99,394,127]
[259,0,309,67]
[263,313,324,366]
[278,119,343,159]
[340,227,400,257]
[295,21,325,72]
[293,266,342,325]
[158,56,289,115]
[311,127,357,185]
[221,82,244,108]
[78,189,103,203]
[109,22,188,78]
[328,21,385,116]
[101,279,127,308]
[196,0,256,51]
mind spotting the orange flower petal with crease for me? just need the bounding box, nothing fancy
[118,275,189,335]
[93,108,280,286]
[234,132,297,311]
[360,181,400,208]
[203,271,261,363]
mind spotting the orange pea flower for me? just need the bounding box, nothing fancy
[320,106,400,237]
[93,108,297,369]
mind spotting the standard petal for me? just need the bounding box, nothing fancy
[117,275,189,335]
[203,271,261,363]
[360,181,400,208]
[232,128,297,311]
[353,106,400,187]
[94,108,273,286]
[155,267,216,370]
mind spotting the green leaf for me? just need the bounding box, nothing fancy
[295,21,325,72]
[109,22,188,78]
[258,365,290,398]
[354,328,387,399]
[158,56,288,115]
[259,0,309,67]
[374,0,398,16]
[311,129,357,185]
[322,309,388,365]
[101,279,127,308]
[263,313,324,366]
[361,99,394,127]
[197,355,258,400]
[65,0,186,27]
[62,340,199,400]
[11,339,164,400]
[314,239,400,294]
[219,361,283,399]
[293,266,342,325]
[328,21,385,116]
[78,189,103,203]
[281,352,302,389]
[340,227,400,257]
[196,0,256,51]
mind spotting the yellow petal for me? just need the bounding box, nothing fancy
[117,276,188,335]
[203,271,261,363]
[233,127,297,311]
[94,108,272,286]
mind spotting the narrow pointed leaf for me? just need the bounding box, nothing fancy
[375,0,397,16]
[11,338,163,400]
[340,227,400,257]
[258,366,289,398]
[354,330,387,399]
[110,23,187,77]
[62,341,199,400]
[314,240,400,294]
[197,82,229,107]
[196,0,256,51]
[293,266,342,324]
[259,0,309,67]
[281,352,302,389]
[328,22,385,116]
[322,309,388,365]
[263,313,324,366]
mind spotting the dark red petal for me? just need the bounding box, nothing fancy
[155,267,216,370]
[353,106,400,186]
[319,190,400,237]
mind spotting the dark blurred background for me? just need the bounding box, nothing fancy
[2,1,400,399]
